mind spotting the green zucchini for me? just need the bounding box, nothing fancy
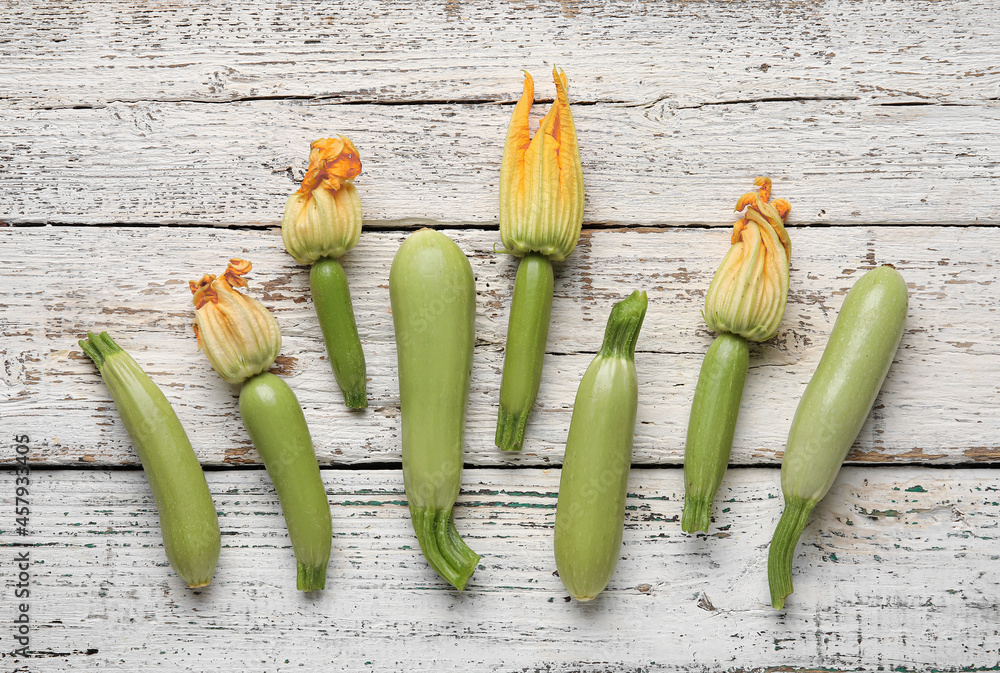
[191,259,332,591]
[79,331,220,588]
[682,177,791,532]
[496,252,554,452]
[554,290,647,601]
[240,373,333,592]
[389,228,480,590]
[682,332,749,533]
[310,257,367,408]
[768,265,908,609]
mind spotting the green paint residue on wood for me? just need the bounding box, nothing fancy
[499,490,558,498]
[905,485,927,493]
[859,507,900,518]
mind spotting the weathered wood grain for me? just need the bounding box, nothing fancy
[3,98,998,227]
[4,466,1000,672]
[1,0,996,108]
[3,225,996,467]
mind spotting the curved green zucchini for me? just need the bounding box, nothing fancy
[769,265,908,609]
[554,290,647,601]
[389,228,480,590]
[79,331,220,589]
[239,372,332,591]
[681,332,749,533]
[311,256,368,409]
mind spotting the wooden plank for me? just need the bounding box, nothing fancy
[2,98,998,227]
[4,466,1000,672]
[2,0,996,108]
[3,225,997,467]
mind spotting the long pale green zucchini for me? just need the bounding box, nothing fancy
[389,228,480,590]
[554,290,647,601]
[768,265,908,609]
[79,331,220,589]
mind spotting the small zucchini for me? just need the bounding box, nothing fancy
[495,252,554,452]
[495,68,585,452]
[768,265,908,609]
[682,177,791,533]
[282,136,368,408]
[389,228,480,590]
[239,373,332,592]
[79,331,221,589]
[190,259,332,591]
[310,257,367,409]
[554,290,648,601]
[682,332,749,532]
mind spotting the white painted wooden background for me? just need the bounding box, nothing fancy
[2,1,999,671]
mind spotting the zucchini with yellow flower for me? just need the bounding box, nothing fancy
[682,178,791,534]
[768,265,907,609]
[190,259,332,591]
[495,67,584,452]
[389,228,480,590]
[554,290,647,601]
[78,331,221,589]
[282,137,368,408]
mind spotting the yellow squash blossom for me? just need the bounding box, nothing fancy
[282,136,363,265]
[499,67,584,262]
[190,259,281,384]
[703,177,792,342]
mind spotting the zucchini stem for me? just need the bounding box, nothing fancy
[310,257,368,409]
[410,506,481,591]
[680,496,714,534]
[598,290,647,359]
[297,562,328,593]
[496,252,554,452]
[767,496,816,609]
[79,331,124,369]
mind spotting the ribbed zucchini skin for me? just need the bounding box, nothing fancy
[390,228,480,590]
